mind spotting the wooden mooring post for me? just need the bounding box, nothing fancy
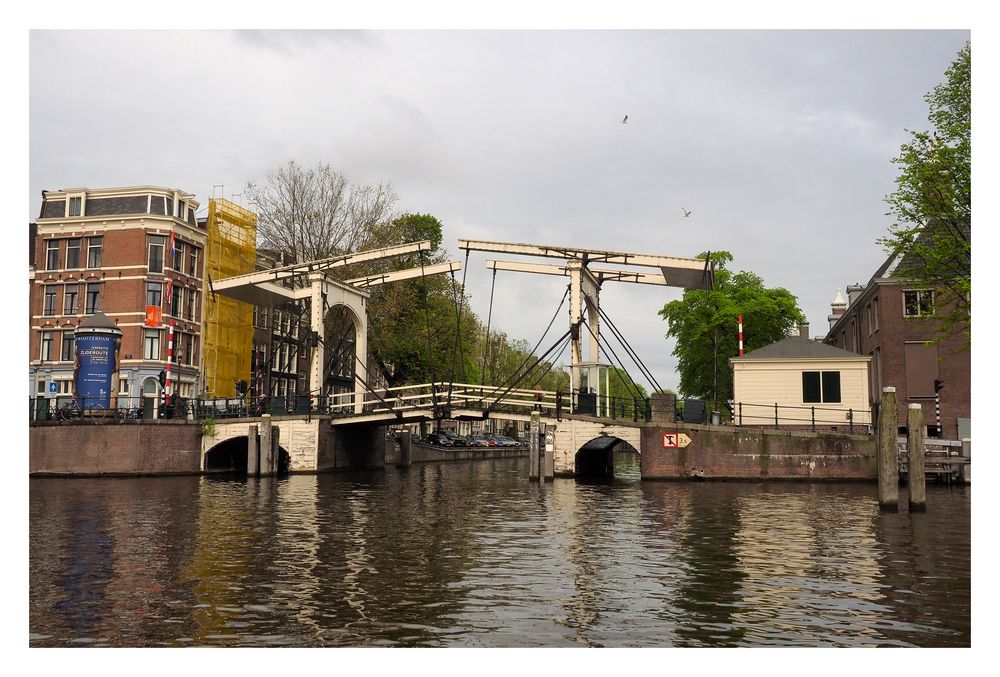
[877,387,899,510]
[529,412,540,481]
[259,415,274,476]
[959,438,971,484]
[543,427,554,482]
[398,430,412,468]
[907,404,926,511]
[247,424,260,477]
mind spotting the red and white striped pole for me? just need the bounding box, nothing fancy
[165,279,175,411]
[738,315,744,356]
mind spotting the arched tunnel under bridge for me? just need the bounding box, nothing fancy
[574,436,641,480]
[205,436,291,475]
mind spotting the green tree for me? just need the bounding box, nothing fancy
[659,251,804,404]
[880,41,970,341]
[357,214,481,387]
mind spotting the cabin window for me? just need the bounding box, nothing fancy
[802,371,841,404]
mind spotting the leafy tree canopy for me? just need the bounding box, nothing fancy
[880,41,970,340]
[659,251,804,403]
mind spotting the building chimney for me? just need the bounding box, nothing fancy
[799,322,809,339]
[846,283,865,306]
[828,288,847,330]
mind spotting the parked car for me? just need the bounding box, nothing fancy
[442,431,471,447]
[470,435,495,447]
[425,433,454,447]
[493,435,519,447]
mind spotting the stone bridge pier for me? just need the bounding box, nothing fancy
[549,416,642,477]
[202,415,386,474]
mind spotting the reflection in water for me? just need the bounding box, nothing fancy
[29,460,970,647]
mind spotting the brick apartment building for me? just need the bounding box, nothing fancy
[245,249,312,404]
[823,249,970,439]
[29,186,207,407]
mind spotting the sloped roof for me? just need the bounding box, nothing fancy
[736,336,864,361]
[77,311,118,330]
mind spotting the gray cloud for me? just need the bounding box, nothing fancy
[27,29,971,393]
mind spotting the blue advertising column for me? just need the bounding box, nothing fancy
[73,312,123,409]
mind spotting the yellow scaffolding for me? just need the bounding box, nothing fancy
[203,198,256,397]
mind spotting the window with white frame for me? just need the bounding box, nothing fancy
[43,286,57,316]
[68,195,83,217]
[65,238,81,269]
[146,281,162,307]
[188,247,198,277]
[61,333,75,361]
[171,285,182,317]
[144,330,160,360]
[64,285,78,315]
[903,290,934,318]
[46,240,59,270]
[172,240,184,270]
[40,331,54,361]
[57,380,73,394]
[254,305,268,328]
[87,236,103,268]
[119,377,130,396]
[85,283,102,314]
[148,235,165,273]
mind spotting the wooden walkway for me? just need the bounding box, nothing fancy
[897,437,971,483]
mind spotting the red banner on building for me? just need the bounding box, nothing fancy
[145,305,162,327]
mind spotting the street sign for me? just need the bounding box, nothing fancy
[48,382,57,393]
[662,432,692,449]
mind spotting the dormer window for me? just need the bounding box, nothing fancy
[67,194,83,217]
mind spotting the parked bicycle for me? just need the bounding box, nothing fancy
[117,405,142,422]
[57,399,107,421]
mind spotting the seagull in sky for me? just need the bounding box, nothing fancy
[621,115,628,124]
[682,207,692,217]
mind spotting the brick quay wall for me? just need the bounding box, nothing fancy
[637,422,877,481]
[30,421,202,476]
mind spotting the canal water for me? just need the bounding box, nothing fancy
[29,455,970,648]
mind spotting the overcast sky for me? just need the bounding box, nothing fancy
[26,27,972,394]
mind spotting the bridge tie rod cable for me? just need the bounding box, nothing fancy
[577,306,646,403]
[513,330,571,401]
[585,292,664,393]
[480,267,499,386]
[484,326,574,414]
[446,249,472,411]
[485,284,569,396]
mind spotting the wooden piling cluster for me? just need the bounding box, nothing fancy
[247,415,280,477]
[878,388,933,512]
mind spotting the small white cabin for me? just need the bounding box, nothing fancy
[730,337,872,431]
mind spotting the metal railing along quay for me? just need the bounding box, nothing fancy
[29,389,874,435]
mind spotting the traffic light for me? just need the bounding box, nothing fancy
[934,378,944,393]
[158,370,166,387]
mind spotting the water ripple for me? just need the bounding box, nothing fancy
[29,458,970,647]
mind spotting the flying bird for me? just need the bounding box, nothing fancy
[682,208,691,217]
[621,115,628,124]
